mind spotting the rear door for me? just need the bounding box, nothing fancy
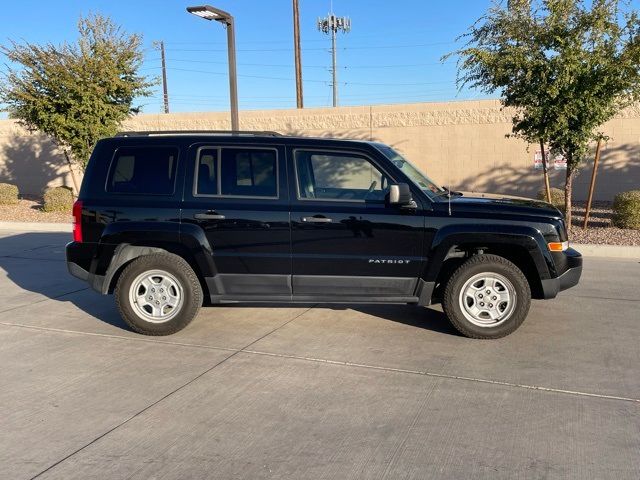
[181,143,291,301]
[287,146,425,300]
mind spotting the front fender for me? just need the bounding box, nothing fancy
[423,224,554,282]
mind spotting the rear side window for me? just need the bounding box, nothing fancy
[195,147,278,198]
[107,146,179,195]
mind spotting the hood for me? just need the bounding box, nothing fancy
[435,191,563,220]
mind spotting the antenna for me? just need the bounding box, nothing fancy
[317,11,351,107]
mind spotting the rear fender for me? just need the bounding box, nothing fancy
[92,221,215,294]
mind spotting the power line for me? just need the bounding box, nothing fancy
[162,40,457,53]
[142,57,455,69]
[161,66,456,87]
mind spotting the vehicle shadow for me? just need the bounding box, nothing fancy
[0,232,459,337]
[0,231,127,329]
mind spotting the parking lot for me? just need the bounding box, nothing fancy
[0,227,638,479]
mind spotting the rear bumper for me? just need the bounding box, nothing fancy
[540,247,583,299]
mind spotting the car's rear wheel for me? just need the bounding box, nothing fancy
[442,254,531,339]
[115,253,202,335]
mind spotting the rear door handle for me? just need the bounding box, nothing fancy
[194,212,226,220]
[301,216,332,223]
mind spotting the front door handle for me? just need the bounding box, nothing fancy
[301,216,332,223]
[194,211,226,220]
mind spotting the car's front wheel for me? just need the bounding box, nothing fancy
[442,254,531,339]
[115,253,203,335]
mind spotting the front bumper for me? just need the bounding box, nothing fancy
[540,247,583,299]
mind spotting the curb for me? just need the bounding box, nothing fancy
[572,243,640,260]
[0,222,637,259]
[0,221,72,232]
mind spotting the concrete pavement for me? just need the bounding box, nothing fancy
[0,229,638,479]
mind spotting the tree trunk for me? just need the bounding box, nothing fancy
[539,139,552,204]
[63,150,80,197]
[564,167,574,230]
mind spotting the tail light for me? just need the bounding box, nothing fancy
[72,200,83,242]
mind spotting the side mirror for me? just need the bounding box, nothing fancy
[389,183,413,206]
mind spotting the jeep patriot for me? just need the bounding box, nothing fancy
[66,131,583,339]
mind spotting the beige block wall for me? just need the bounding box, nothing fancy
[1,99,639,200]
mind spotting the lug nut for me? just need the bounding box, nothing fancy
[478,294,483,298]
[489,303,494,308]
[486,290,491,294]
[151,288,155,293]
[162,296,166,300]
[480,302,485,307]
[492,296,497,300]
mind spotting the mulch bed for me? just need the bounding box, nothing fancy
[0,197,638,246]
[0,195,71,224]
[569,201,640,246]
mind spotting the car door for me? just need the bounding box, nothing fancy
[181,142,291,301]
[288,146,425,300]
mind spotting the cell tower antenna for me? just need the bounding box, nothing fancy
[317,8,351,107]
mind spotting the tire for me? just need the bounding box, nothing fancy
[442,254,531,339]
[115,253,203,336]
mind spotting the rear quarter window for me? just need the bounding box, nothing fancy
[106,146,179,195]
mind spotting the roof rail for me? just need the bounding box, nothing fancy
[115,130,282,137]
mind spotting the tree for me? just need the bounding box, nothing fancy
[450,0,640,228]
[0,14,154,190]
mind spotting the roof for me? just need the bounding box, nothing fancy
[111,130,378,147]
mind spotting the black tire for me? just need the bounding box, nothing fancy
[115,253,203,336]
[442,254,531,339]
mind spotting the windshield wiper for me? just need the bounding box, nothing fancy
[434,187,462,198]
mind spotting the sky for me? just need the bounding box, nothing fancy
[0,0,615,117]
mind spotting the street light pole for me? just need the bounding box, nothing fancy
[187,5,239,131]
[225,17,239,130]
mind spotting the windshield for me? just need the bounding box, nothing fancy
[375,144,445,198]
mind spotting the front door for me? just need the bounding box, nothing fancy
[288,146,425,300]
[181,143,291,301]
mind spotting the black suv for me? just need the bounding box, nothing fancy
[66,131,582,339]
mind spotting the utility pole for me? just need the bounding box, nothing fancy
[154,41,170,113]
[293,0,304,108]
[317,12,351,107]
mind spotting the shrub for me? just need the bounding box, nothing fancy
[537,187,565,209]
[0,183,19,205]
[612,190,640,229]
[43,186,74,212]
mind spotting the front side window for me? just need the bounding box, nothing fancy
[295,150,388,201]
[195,147,278,197]
[107,146,178,195]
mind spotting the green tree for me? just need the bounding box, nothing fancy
[0,14,154,190]
[450,0,640,227]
